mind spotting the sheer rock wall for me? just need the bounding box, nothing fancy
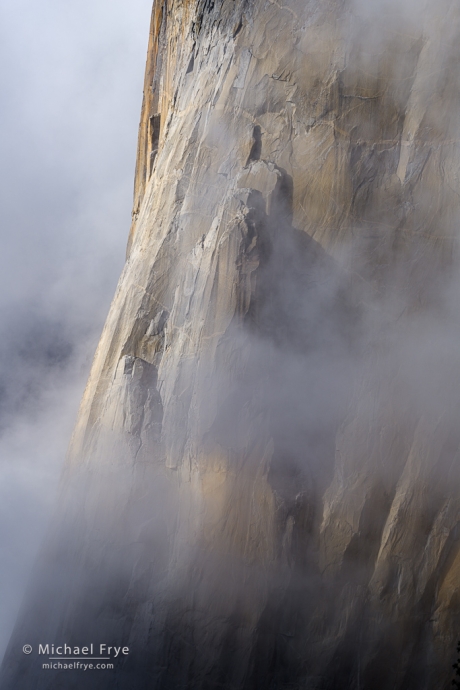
[3,1,460,688]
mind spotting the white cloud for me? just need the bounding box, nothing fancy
[0,0,152,660]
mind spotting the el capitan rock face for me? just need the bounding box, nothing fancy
[3,1,460,688]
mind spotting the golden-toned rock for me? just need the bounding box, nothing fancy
[3,1,460,688]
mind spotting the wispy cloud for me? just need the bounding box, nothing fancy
[0,0,152,659]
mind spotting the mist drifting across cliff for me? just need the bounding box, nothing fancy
[2,0,460,688]
[0,0,152,660]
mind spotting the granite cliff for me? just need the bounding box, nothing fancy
[2,0,460,688]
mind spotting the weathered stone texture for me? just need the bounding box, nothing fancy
[3,1,460,688]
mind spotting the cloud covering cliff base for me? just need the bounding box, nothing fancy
[0,0,152,660]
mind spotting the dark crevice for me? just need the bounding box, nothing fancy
[233,17,243,37]
[186,45,195,74]
[149,113,161,176]
[246,125,262,165]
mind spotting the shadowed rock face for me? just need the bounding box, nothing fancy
[3,1,460,688]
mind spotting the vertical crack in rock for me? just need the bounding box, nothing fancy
[3,1,460,689]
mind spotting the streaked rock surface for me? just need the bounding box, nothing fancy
[3,1,460,688]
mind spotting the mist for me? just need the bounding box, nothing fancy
[1,0,460,687]
[0,0,152,661]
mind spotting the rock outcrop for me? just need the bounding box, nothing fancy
[3,1,460,688]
